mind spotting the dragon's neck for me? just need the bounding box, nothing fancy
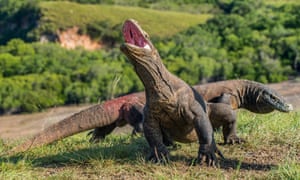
[132,52,176,100]
[237,80,273,113]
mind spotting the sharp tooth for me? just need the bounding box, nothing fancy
[144,44,151,50]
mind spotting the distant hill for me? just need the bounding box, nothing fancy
[0,1,213,45]
[39,1,212,38]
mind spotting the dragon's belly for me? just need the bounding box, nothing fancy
[157,112,198,143]
[171,128,198,143]
[168,127,198,143]
[149,95,199,143]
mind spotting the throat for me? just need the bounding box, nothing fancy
[134,63,175,99]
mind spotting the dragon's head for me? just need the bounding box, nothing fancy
[120,19,168,89]
[120,19,159,65]
[250,85,293,113]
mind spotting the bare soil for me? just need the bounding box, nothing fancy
[0,80,299,140]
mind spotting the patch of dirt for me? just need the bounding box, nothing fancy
[57,27,102,50]
[0,104,90,140]
[0,81,299,141]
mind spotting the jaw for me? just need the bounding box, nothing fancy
[121,19,159,70]
[121,19,153,55]
[266,99,293,113]
[120,43,153,63]
[260,91,293,113]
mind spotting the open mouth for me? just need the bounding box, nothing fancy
[122,20,151,50]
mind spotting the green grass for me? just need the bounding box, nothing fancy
[1,110,299,179]
[38,1,212,39]
[265,0,300,6]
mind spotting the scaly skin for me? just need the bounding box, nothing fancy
[207,102,239,144]
[194,80,293,113]
[161,101,238,147]
[8,92,145,154]
[121,19,222,165]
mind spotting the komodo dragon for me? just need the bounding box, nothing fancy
[121,19,222,165]
[7,32,292,156]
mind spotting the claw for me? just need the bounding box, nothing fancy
[87,130,104,143]
[87,130,93,137]
[225,136,245,145]
[147,147,170,164]
[197,140,224,166]
[197,152,217,167]
[216,148,225,160]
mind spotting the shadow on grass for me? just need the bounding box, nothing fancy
[0,138,277,171]
[0,136,148,168]
[172,154,277,171]
[219,158,276,171]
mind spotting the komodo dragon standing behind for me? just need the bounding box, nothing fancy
[120,19,222,165]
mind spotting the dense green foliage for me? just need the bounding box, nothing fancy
[159,1,300,84]
[0,0,299,113]
[0,39,143,113]
[0,0,40,43]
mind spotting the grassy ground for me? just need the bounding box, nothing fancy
[265,0,300,6]
[0,110,299,179]
[38,1,212,39]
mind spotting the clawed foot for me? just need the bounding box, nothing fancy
[224,135,245,145]
[196,143,224,166]
[163,139,182,150]
[147,147,170,164]
[87,130,105,143]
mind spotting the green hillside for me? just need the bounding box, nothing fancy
[38,1,212,39]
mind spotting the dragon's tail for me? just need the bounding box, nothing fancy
[8,103,118,155]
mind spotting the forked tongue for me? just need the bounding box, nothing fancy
[123,19,150,49]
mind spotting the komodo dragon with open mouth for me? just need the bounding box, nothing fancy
[121,19,222,165]
[7,22,292,156]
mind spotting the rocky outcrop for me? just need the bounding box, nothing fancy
[56,27,102,50]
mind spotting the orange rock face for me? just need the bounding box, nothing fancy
[57,27,101,50]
